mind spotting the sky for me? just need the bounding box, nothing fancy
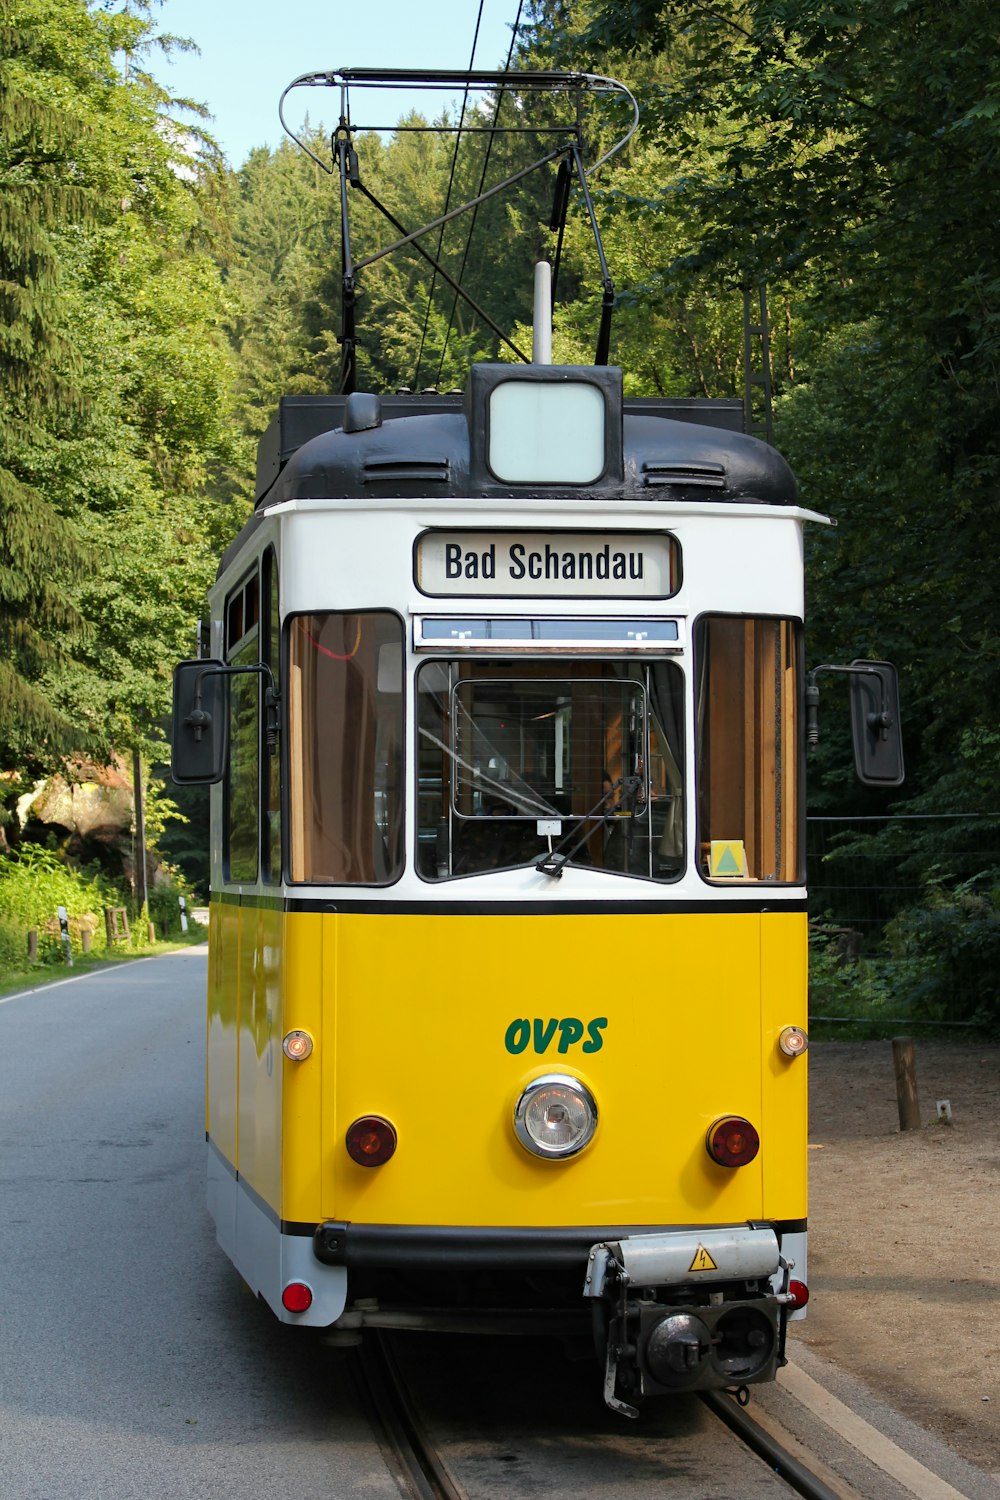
[152,0,525,167]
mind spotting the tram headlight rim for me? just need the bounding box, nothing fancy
[513,1073,598,1161]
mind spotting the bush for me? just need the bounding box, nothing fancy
[0,919,25,971]
[808,922,896,1036]
[0,844,122,957]
[148,864,201,940]
[809,876,1000,1038]
[885,875,1000,1031]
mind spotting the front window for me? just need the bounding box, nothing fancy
[417,659,684,881]
[288,611,404,884]
[696,615,802,883]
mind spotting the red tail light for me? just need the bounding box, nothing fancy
[706,1115,760,1168]
[346,1114,397,1167]
[787,1279,809,1310]
[281,1281,313,1313]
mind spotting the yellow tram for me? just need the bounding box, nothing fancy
[172,71,902,1414]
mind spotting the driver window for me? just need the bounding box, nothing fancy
[417,658,684,882]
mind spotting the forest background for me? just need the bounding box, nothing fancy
[1,0,998,1026]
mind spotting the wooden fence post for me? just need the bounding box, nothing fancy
[892,1036,921,1131]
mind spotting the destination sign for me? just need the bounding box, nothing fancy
[416,531,676,599]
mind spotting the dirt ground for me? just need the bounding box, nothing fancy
[790,1040,1000,1474]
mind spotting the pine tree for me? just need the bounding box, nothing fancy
[0,0,92,765]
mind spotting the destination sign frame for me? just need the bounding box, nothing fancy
[415,529,678,599]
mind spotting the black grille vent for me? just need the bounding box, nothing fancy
[642,461,726,489]
[363,458,450,485]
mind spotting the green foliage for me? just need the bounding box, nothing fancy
[0,0,239,775]
[809,870,1000,1035]
[154,776,209,895]
[0,0,97,762]
[147,866,200,938]
[883,877,1000,1032]
[0,843,121,955]
[807,924,895,1036]
[0,919,25,972]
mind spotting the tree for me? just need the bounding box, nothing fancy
[1,0,239,788]
[0,0,102,764]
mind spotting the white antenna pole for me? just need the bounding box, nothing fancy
[532,260,552,364]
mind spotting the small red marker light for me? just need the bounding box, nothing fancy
[787,1279,809,1310]
[281,1281,313,1313]
[346,1115,397,1167]
[706,1115,760,1168]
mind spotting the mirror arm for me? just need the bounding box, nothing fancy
[806,662,889,748]
[188,663,279,752]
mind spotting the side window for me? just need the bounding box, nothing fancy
[262,548,281,884]
[696,615,801,883]
[224,567,260,884]
[288,611,404,885]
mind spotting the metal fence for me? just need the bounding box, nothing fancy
[805,814,1000,1033]
[806,813,1000,946]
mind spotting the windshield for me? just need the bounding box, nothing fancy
[417,659,684,881]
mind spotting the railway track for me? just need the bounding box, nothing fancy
[356,1331,465,1500]
[352,1330,854,1500]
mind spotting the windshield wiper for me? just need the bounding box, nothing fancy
[535,775,642,879]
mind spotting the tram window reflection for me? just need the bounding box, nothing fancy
[288,611,404,884]
[417,659,684,882]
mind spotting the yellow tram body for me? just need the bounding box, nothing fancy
[209,906,807,1232]
[175,360,828,1412]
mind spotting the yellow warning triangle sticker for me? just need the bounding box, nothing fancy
[689,1245,718,1273]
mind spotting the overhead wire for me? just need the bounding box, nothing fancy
[412,2,486,390]
[435,0,526,388]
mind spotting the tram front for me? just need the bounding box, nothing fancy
[270,366,812,1416]
[175,361,816,1416]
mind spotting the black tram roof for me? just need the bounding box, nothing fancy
[253,366,797,515]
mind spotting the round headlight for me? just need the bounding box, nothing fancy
[514,1074,598,1160]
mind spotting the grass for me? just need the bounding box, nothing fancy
[0,925,207,1001]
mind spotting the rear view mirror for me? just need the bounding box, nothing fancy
[171,659,228,785]
[849,660,904,786]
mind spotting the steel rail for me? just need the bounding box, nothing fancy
[702,1389,851,1500]
[354,1328,851,1500]
[353,1332,466,1500]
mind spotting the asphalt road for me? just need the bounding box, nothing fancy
[0,948,398,1500]
[6,950,987,1500]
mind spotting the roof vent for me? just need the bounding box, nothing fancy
[362,458,450,485]
[343,392,383,433]
[642,461,726,489]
